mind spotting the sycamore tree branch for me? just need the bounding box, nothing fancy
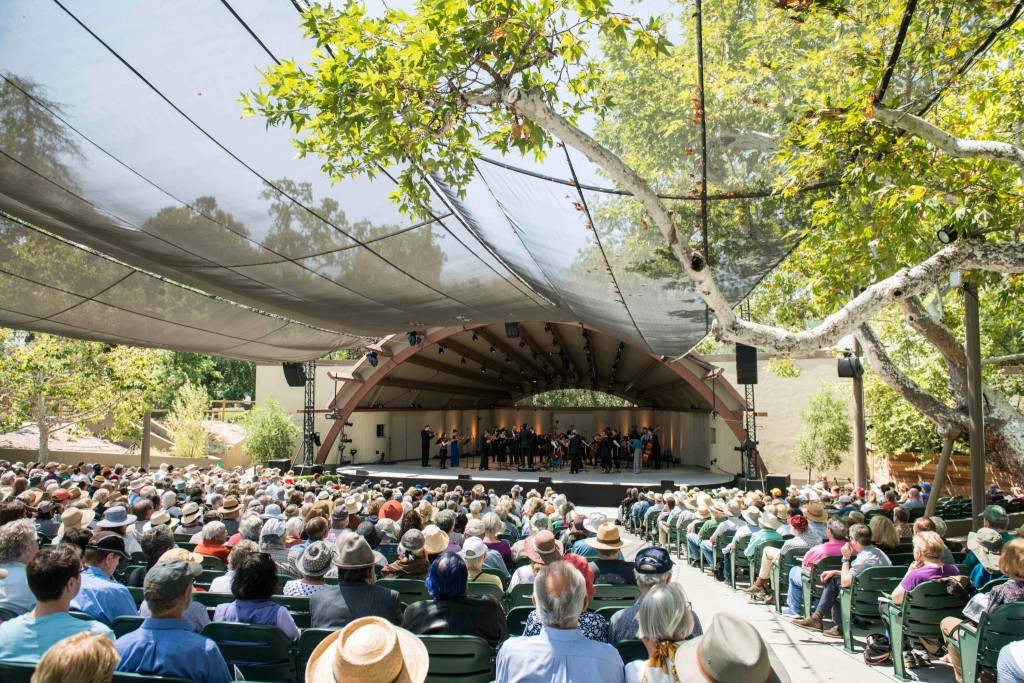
[713,240,1024,355]
[855,323,967,439]
[898,295,968,406]
[983,353,1024,366]
[871,104,1024,171]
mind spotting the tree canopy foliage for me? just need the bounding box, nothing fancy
[794,383,853,483]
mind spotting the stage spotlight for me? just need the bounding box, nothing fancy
[505,356,512,364]
[550,339,557,347]
[504,322,521,338]
[498,374,504,381]
[937,226,958,244]
[660,355,670,362]
[489,345,495,354]
[481,365,486,372]
[406,331,422,345]
[518,340,526,348]
[366,351,379,367]
[531,352,538,360]
[460,355,467,365]
[437,344,445,354]
[471,332,478,341]
[544,324,552,333]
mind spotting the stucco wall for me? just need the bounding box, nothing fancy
[704,352,856,483]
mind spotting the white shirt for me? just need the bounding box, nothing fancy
[496,624,625,683]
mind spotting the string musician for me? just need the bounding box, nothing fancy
[478,430,491,471]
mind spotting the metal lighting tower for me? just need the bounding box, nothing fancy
[302,359,316,466]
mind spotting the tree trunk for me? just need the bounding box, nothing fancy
[36,390,49,462]
[925,435,955,518]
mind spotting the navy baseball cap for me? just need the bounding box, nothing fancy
[634,547,672,574]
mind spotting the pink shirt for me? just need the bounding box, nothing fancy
[802,539,845,569]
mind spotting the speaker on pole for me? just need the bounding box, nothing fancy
[837,357,864,378]
[735,344,758,385]
[282,363,308,387]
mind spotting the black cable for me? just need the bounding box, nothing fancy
[561,145,651,352]
[916,0,1024,117]
[875,0,918,103]
[694,0,710,335]
[219,0,281,65]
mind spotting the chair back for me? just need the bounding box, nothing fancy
[274,595,312,629]
[508,582,535,609]
[481,566,509,589]
[0,606,21,621]
[466,581,505,606]
[200,555,226,570]
[974,602,1024,676]
[506,606,533,635]
[201,621,297,683]
[421,635,495,683]
[191,591,235,609]
[297,628,335,681]
[127,585,145,606]
[594,605,625,622]
[614,639,647,664]
[980,577,1010,593]
[900,580,969,638]
[590,584,641,610]
[849,566,905,618]
[378,578,431,607]
[111,615,146,638]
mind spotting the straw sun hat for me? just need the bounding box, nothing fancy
[306,616,428,683]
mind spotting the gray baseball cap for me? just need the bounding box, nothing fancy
[143,559,202,603]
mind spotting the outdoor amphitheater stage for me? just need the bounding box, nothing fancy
[329,460,736,506]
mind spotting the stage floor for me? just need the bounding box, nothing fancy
[332,460,734,504]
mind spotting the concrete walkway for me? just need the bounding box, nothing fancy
[587,508,958,683]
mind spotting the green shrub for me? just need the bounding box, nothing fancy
[243,397,300,466]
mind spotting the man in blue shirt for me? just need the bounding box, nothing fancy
[0,544,113,662]
[497,560,624,683]
[0,519,39,616]
[116,558,232,683]
[70,531,137,626]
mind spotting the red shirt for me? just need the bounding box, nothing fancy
[194,541,230,562]
[881,501,898,511]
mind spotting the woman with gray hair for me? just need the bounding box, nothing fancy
[625,583,696,683]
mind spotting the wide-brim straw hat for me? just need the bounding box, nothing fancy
[741,506,761,527]
[144,511,179,532]
[421,525,449,555]
[58,507,96,537]
[585,522,628,550]
[804,501,828,524]
[673,613,789,683]
[306,616,427,683]
[968,529,1004,573]
[759,511,781,530]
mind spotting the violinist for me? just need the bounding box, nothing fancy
[420,425,435,467]
[436,432,449,469]
[568,429,584,474]
[478,430,491,471]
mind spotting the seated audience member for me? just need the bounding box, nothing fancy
[587,523,634,585]
[672,612,787,683]
[213,552,299,639]
[511,512,549,561]
[901,487,925,510]
[783,517,848,617]
[219,496,242,536]
[69,531,135,626]
[0,519,39,615]
[31,631,119,683]
[523,553,608,642]
[746,514,817,602]
[465,518,511,575]
[893,507,914,538]
[624,583,696,683]
[943,538,1024,682]
[194,521,230,562]
[496,560,625,683]
[0,545,113,663]
[94,506,142,556]
[310,533,402,629]
[890,531,959,606]
[869,515,901,555]
[177,502,204,536]
[610,547,702,644]
[508,530,563,591]
[912,518,956,564]
[792,523,891,637]
[999,639,1024,682]
[965,506,1014,572]
[115,559,232,683]
[54,507,95,545]
[127,526,175,587]
[259,518,296,577]
[881,490,899,511]
[283,541,333,597]
[482,512,513,568]
[139,549,210,633]
[422,524,450,564]
[305,616,428,683]
[403,552,508,646]
[965,527,1005,588]
[382,528,430,579]
[461,537,503,588]
[208,540,258,593]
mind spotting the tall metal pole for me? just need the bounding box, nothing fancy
[964,278,987,528]
[851,335,868,490]
[140,410,152,472]
[303,360,316,466]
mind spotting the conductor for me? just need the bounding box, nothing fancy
[421,425,434,467]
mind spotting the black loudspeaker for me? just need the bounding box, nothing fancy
[736,344,758,385]
[266,458,292,472]
[294,465,323,476]
[504,322,521,338]
[457,474,471,481]
[838,357,865,378]
[282,363,307,387]
[519,467,541,473]
[765,473,791,493]
[538,476,552,483]
[660,480,674,489]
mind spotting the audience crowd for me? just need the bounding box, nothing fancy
[0,460,1021,682]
